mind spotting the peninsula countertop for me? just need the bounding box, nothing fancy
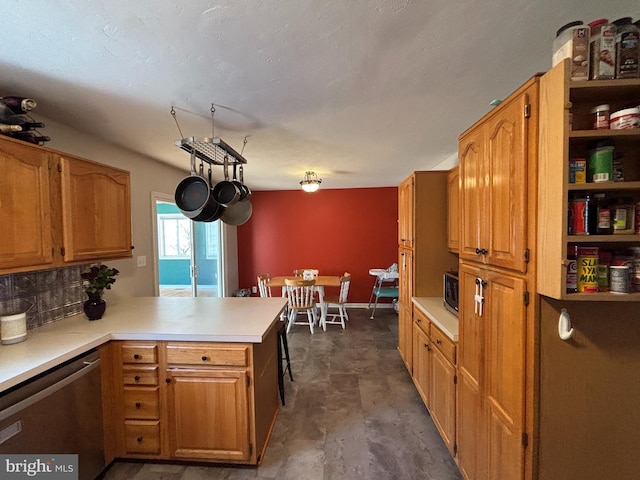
[0,296,287,393]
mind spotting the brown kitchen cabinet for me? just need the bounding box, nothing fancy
[398,247,414,372]
[412,305,456,456]
[459,80,538,274]
[397,171,458,374]
[0,135,132,274]
[0,137,54,271]
[457,75,538,480]
[457,263,529,480]
[105,332,279,466]
[447,166,460,253]
[538,58,640,300]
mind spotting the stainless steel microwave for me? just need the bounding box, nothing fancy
[443,271,459,317]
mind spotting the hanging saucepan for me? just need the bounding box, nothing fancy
[238,164,252,201]
[191,166,226,222]
[175,152,210,218]
[220,197,252,226]
[212,155,241,206]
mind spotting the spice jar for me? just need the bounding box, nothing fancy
[590,104,610,129]
[589,19,616,80]
[613,17,639,78]
[566,243,579,293]
[597,250,612,292]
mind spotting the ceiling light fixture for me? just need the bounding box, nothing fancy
[300,171,322,193]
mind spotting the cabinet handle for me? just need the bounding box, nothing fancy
[416,318,421,323]
[134,375,140,382]
[135,402,141,408]
[165,378,171,384]
[201,356,208,361]
[475,247,488,255]
[133,354,140,360]
[136,437,143,443]
[435,339,442,345]
[424,343,431,351]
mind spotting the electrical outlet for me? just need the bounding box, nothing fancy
[137,256,147,267]
[252,286,257,294]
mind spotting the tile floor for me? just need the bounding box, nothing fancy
[100,308,462,480]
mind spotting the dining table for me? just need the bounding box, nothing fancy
[266,275,342,328]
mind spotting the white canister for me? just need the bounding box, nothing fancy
[610,107,640,129]
[0,312,27,345]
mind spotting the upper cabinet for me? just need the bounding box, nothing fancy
[538,59,640,300]
[58,153,132,263]
[0,135,133,274]
[447,166,460,253]
[0,138,54,270]
[459,79,538,274]
[398,175,414,248]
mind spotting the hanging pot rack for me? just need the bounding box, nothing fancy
[175,136,247,166]
[171,104,248,166]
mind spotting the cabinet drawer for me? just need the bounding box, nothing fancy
[166,343,249,367]
[122,366,158,386]
[124,421,160,455]
[413,307,431,336]
[121,344,157,364]
[123,387,160,419]
[430,325,456,365]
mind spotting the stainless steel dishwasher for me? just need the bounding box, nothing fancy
[0,349,105,480]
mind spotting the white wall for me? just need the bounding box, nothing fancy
[40,118,239,300]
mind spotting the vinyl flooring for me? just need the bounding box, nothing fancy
[100,307,462,480]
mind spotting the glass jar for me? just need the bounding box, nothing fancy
[613,17,639,78]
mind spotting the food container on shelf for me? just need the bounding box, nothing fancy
[590,104,610,129]
[589,19,616,80]
[552,21,590,80]
[610,107,640,129]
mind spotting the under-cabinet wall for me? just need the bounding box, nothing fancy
[537,298,640,480]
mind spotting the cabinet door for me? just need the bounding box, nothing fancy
[459,126,486,263]
[399,247,413,308]
[58,154,132,262]
[398,176,414,248]
[167,368,251,462]
[484,269,527,480]
[398,304,413,374]
[430,345,456,456]
[457,263,528,480]
[412,323,431,407]
[447,166,460,252]
[0,138,54,270]
[457,263,486,480]
[483,90,531,273]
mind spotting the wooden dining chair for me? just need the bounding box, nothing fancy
[256,273,271,298]
[284,278,318,334]
[321,272,351,330]
[257,272,293,405]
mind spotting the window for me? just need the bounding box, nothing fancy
[158,214,191,259]
[205,222,219,259]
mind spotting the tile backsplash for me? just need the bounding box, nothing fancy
[0,266,85,329]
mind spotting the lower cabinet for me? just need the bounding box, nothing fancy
[104,332,279,466]
[412,306,457,456]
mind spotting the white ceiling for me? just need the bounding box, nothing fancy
[1,1,638,190]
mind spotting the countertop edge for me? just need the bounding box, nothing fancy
[0,297,286,393]
[412,297,459,341]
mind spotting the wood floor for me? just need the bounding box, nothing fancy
[100,308,462,480]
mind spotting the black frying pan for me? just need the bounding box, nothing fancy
[175,152,210,218]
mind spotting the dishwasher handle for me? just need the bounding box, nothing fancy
[0,358,101,422]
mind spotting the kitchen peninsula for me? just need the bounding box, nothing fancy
[0,296,287,467]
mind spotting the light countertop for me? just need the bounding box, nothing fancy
[412,297,459,341]
[0,296,287,393]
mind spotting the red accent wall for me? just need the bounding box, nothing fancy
[237,187,398,303]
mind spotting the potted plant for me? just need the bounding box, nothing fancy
[81,264,119,320]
